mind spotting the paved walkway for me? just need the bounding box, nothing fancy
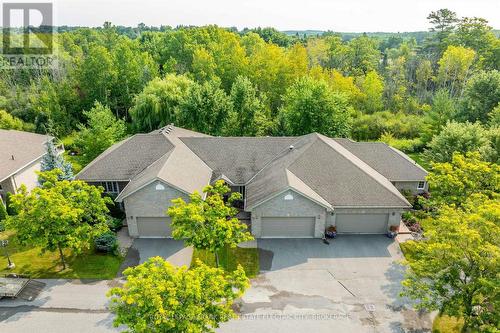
[118,238,193,276]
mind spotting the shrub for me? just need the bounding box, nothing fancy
[380,133,425,153]
[352,111,426,141]
[5,192,17,216]
[104,194,126,220]
[424,121,491,163]
[106,216,123,232]
[94,232,118,254]
[0,201,7,232]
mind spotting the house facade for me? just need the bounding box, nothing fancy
[76,125,428,239]
[0,129,54,204]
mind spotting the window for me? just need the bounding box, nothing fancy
[101,181,119,193]
[417,181,425,190]
[237,186,246,199]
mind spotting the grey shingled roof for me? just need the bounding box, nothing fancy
[289,135,410,207]
[78,125,419,209]
[180,137,298,184]
[0,129,52,181]
[246,134,411,209]
[115,126,212,201]
[245,134,319,208]
[76,134,174,181]
[334,139,427,181]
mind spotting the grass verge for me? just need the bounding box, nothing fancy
[191,245,259,278]
[0,231,123,279]
[408,152,432,171]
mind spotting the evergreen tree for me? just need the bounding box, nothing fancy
[40,140,74,182]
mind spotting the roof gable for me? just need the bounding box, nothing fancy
[76,134,174,181]
[288,136,410,208]
[0,129,52,181]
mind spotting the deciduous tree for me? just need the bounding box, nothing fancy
[108,257,249,333]
[177,80,233,136]
[459,70,500,123]
[279,76,352,137]
[129,74,194,132]
[224,76,272,136]
[425,152,499,207]
[402,196,499,331]
[6,170,111,269]
[424,121,491,163]
[75,102,126,164]
[436,45,475,97]
[168,180,253,267]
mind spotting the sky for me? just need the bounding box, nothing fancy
[51,0,500,32]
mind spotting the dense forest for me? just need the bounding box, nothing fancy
[1,8,499,170]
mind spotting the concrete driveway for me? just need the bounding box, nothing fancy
[119,239,193,274]
[219,235,432,333]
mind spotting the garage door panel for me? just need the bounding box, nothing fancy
[137,217,172,238]
[261,217,315,238]
[336,214,388,234]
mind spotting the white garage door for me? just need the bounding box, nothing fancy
[335,214,388,234]
[136,217,172,238]
[261,217,315,238]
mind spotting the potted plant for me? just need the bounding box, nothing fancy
[325,225,337,239]
[387,225,399,239]
[389,225,400,233]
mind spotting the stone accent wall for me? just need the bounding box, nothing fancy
[250,189,328,238]
[123,180,189,237]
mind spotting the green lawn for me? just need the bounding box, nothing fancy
[0,231,123,279]
[408,152,432,171]
[433,314,464,333]
[191,245,260,278]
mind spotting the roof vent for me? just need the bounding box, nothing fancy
[289,145,294,151]
[11,155,15,160]
[160,124,175,134]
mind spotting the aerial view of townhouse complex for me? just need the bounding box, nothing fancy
[0,2,498,332]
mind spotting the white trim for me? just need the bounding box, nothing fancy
[115,178,191,202]
[246,187,333,211]
[0,135,55,182]
[75,136,135,179]
[333,205,411,209]
[211,174,235,185]
[0,153,46,183]
[417,181,426,190]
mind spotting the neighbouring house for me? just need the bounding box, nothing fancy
[0,129,56,204]
[76,125,428,239]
